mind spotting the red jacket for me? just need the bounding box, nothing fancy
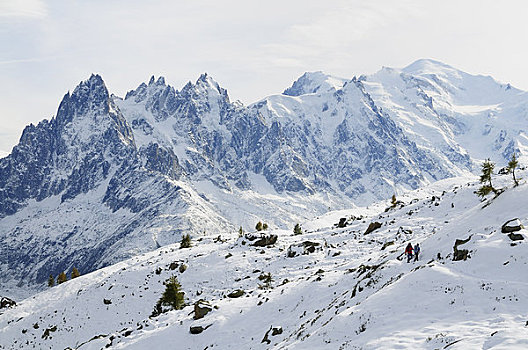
[405,245,413,255]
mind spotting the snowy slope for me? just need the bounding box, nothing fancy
[364,59,528,167]
[1,171,527,349]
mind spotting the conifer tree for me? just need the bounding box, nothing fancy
[57,271,67,284]
[180,233,192,249]
[255,221,263,231]
[48,274,55,287]
[238,226,244,237]
[391,194,397,207]
[152,276,185,317]
[506,153,519,187]
[71,267,80,279]
[262,223,268,230]
[293,223,302,235]
[477,158,496,197]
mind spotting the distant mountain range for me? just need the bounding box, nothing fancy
[1,59,527,299]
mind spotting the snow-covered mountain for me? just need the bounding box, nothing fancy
[1,59,528,300]
[1,170,526,349]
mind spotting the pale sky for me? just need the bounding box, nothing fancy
[1,0,528,156]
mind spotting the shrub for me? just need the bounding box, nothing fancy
[180,234,192,249]
[48,274,55,287]
[255,221,263,231]
[57,272,67,285]
[258,272,273,290]
[293,223,302,235]
[71,267,80,279]
[506,153,520,187]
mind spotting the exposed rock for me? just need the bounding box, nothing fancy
[381,241,394,250]
[194,300,212,320]
[179,264,187,273]
[453,236,471,261]
[397,227,412,235]
[245,233,278,247]
[287,241,321,258]
[168,262,179,270]
[227,289,244,298]
[337,218,347,228]
[364,222,382,235]
[262,326,283,344]
[41,325,57,339]
[0,297,16,309]
[508,233,524,241]
[103,299,112,305]
[501,219,523,233]
[190,326,204,334]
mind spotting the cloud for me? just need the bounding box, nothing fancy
[0,0,48,19]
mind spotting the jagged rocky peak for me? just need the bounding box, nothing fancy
[283,71,348,96]
[125,75,173,103]
[59,74,111,118]
[179,72,231,103]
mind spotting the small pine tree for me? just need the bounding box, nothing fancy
[262,223,268,230]
[238,226,244,238]
[48,274,55,287]
[71,267,80,279]
[255,221,263,231]
[477,159,496,197]
[293,223,302,235]
[391,194,397,207]
[152,276,185,317]
[258,272,273,289]
[57,271,67,285]
[506,153,519,187]
[180,234,192,249]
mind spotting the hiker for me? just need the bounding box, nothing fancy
[414,243,420,262]
[405,243,413,263]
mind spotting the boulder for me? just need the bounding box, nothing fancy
[508,233,524,241]
[287,241,321,258]
[501,219,523,233]
[190,326,204,334]
[364,222,382,235]
[0,297,16,309]
[227,289,245,298]
[337,218,347,228]
[245,233,278,247]
[453,236,471,261]
[103,298,112,305]
[194,300,212,320]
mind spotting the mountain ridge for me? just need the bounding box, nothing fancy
[1,59,527,300]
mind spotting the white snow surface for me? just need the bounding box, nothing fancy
[2,171,528,349]
[364,59,528,167]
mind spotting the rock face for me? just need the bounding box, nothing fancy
[501,219,523,233]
